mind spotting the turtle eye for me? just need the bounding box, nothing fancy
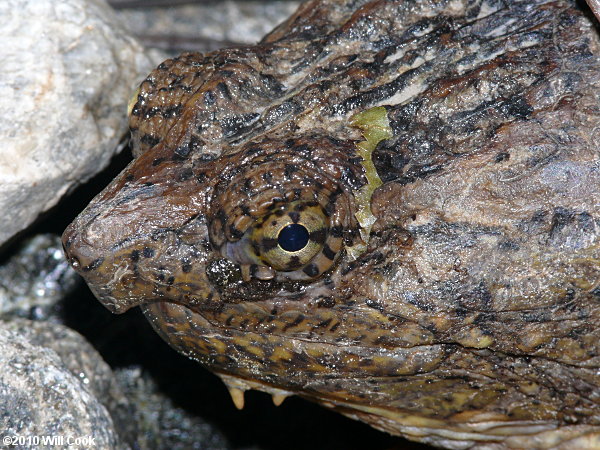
[250,202,328,272]
[278,224,309,252]
[206,137,368,282]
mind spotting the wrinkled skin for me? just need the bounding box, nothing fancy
[63,0,600,448]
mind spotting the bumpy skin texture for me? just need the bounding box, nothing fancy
[63,0,600,448]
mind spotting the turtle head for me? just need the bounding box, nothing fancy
[61,93,411,426]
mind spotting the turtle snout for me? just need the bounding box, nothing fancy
[62,220,102,275]
[61,214,148,314]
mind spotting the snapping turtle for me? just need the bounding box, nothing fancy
[63,0,600,448]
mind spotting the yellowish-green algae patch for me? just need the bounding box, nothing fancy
[127,86,141,117]
[347,106,393,260]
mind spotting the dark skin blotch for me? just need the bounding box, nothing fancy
[303,263,320,277]
[288,211,301,223]
[317,296,336,308]
[140,134,160,147]
[315,318,333,328]
[287,256,301,268]
[177,168,194,182]
[500,95,533,119]
[309,228,327,245]
[240,204,251,216]
[284,164,299,178]
[217,82,232,99]
[261,237,278,251]
[130,250,140,262]
[283,314,305,332]
[341,261,357,276]
[229,225,244,240]
[330,225,343,238]
[495,152,510,162]
[204,90,216,105]
[365,298,385,313]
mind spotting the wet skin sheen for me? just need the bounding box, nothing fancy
[63,1,600,448]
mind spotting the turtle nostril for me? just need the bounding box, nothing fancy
[277,224,309,252]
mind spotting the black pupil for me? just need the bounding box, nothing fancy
[278,224,310,252]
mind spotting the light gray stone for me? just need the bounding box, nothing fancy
[0,319,122,448]
[0,0,154,247]
[2,319,137,447]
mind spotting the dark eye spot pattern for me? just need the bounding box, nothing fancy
[205,137,367,282]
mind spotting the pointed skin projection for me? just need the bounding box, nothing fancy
[63,1,600,448]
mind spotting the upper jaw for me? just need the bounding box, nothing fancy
[62,153,215,313]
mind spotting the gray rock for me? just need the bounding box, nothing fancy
[113,0,301,54]
[0,319,122,448]
[2,319,138,448]
[0,235,79,321]
[0,0,154,247]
